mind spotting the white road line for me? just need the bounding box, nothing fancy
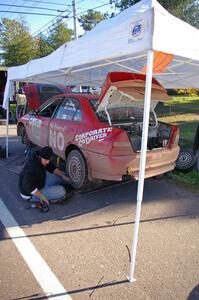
[0,199,72,300]
[0,138,19,142]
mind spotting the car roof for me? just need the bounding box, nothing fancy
[53,93,99,100]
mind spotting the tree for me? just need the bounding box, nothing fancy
[0,18,35,66]
[35,33,54,58]
[115,0,199,28]
[115,0,193,11]
[79,9,108,31]
[48,19,73,50]
[179,1,199,29]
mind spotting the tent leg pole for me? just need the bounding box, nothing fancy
[6,97,9,158]
[128,49,154,283]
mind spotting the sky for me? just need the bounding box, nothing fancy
[0,0,119,38]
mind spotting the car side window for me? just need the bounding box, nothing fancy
[37,98,62,118]
[55,97,82,122]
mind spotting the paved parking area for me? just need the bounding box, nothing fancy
[0,123,17,136]
[0,126,199,299]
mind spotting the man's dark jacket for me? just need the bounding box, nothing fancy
[19,151,56,196]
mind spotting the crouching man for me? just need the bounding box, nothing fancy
[19,146,73,211]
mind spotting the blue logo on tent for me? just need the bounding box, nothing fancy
[132,24,142,37]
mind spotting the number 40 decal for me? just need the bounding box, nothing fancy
[49,130,65,151]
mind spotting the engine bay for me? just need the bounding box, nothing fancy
[114,121,171,152]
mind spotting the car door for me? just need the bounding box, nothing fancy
[28,97,62,147]
[48,97,82,158]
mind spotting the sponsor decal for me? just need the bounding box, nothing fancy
[132,24,142,37]
[49,130,65,151]
[75,127,112,147]
[30,117,41,140]
[128,19,144,42]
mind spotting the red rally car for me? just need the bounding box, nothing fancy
[17,72,180,189]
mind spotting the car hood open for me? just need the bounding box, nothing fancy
[97,72,171,112]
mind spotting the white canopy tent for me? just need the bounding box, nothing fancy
[3,0,199,101]
[3,0,199,283]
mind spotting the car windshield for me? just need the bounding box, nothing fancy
[90,99,156,125]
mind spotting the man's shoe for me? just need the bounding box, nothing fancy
[51,190,74,205]
[66,189,74,201]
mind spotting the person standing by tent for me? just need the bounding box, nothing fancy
[19,146,73,211]
[16,88,27,119]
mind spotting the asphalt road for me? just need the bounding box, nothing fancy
[0,132,199,300]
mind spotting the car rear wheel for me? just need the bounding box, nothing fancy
[18,124,27,144]
[66,150,88,189]
[175,149,196,172]
[22,128,31,148]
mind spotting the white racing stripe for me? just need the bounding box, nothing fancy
[0,199,72,300]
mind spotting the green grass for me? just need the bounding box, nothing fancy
[158,116,198,148]
[168,169,199,189]
[156,96,199,189]
[156,96,199,116]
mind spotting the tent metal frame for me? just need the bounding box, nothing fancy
[128,49,154,282]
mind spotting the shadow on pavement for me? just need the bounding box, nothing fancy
[13,278,129,299]
[1,212,197,242]
[187,284,199,300]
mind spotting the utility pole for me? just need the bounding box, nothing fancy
[72,0,81,92]
[72,0,78,40]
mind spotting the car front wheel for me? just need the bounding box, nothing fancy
[66,150,88,189]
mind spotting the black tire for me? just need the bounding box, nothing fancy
[21,128,27,144]
[175,149,196,172]
[17,124,26,144]
[21,127,30,147]
[18,124,32,149]
[66,150,88,189]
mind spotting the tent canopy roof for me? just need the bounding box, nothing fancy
[3,0,199,107]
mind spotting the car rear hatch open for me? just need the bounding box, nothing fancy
[97,72,170,113]
[96,72,175,152]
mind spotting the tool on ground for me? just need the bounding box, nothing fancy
[28,202,49,213]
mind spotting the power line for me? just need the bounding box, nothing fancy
[15,1,47,24]
[18,2,72,39]
[3,9,73,49]
[22,0,69,6]
[29,10,72,38]
[32,0,117,39]
[1,1,118,55]
[76,1,118,16]
[4,0,116,42]
[3,0,70,20]
[76,0,87,4]
[0,3,65,13]
[2,0,19,19]
[16,0,47,22]
[0,10,69,17]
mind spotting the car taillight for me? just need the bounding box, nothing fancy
[168,125,179,148]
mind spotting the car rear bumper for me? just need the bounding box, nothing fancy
[85,145,180,181]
